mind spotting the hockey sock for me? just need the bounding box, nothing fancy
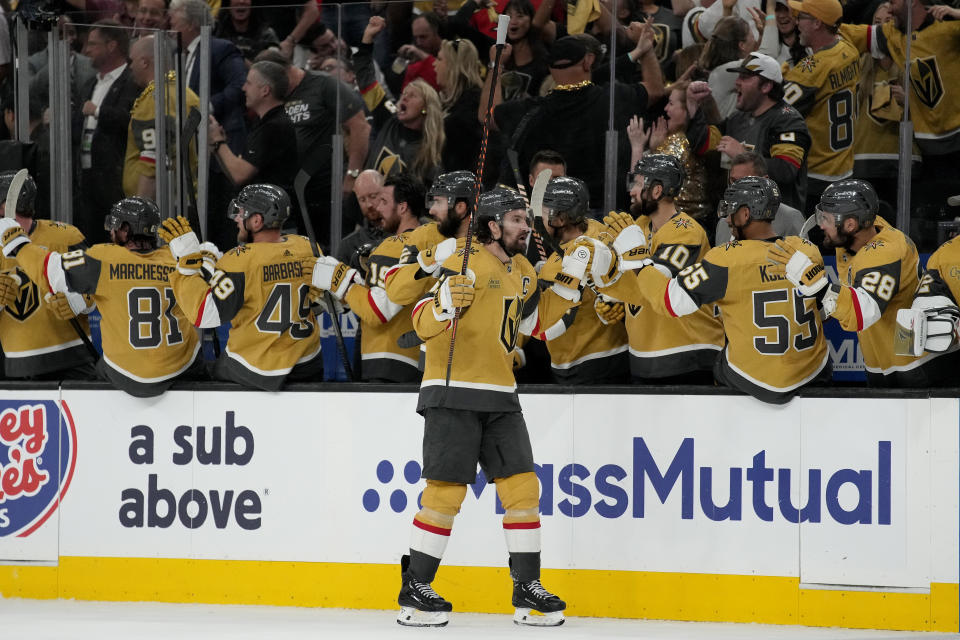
[408,480,467,581]
[495,472,541,581]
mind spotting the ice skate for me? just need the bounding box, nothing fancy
[512,578,565,626]
[397,555,452,627]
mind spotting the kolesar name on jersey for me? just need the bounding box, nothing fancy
[464,437,892,526]
[109,262,175,282]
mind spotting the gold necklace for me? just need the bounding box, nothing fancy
[552,80,593,92]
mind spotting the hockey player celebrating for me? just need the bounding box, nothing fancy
[0,196,203,395]
[535,175,630,383]
[390,186,593,627]
[600,176,830,403]
[0,170,96,379]
[769,179,950,386]
[382,170,476,306]
[162,184,323,390]
[615,155,724,384]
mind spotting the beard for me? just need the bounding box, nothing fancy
[438,209,462,238]
[822,227,856,250]
[630,197,657,218]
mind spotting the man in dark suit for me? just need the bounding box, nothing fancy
[77,19,141,244]
[170,0,248,248]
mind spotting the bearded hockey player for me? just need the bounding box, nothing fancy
[536,175,629,383]
[615,155,723,383]
[601,176,830,403]
[0,170,95,379]
[163,184,323,390]
[770,179,950,386]
[382,170,476,306]
[389,186,596,627]
[0,196,202,395]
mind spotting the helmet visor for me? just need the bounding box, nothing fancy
[717,198,742,219]
[103,212,122,231]
[426,194,448,211]
[814,204,842,227]
[227,199,245,220]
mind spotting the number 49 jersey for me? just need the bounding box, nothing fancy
[16,242,200,391]
[169,234,319,390]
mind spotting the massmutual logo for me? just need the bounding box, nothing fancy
[363,438,894,526]
[0,400,78,537]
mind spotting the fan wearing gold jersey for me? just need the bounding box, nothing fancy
[618,155,724,383]
[163,184,322,391]
[1,197,203,396]
[772,179,951,386]
[781,0,861,211]
[536,175,629,384]
[340,173,426,382]
[0,171,95,379]
[387,186,578,628]
[602,176,830,404]
[382,170,475,307]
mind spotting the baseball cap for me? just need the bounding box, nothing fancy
[787,0,843,26]
[548,36,588,69]
[726,52,783,84]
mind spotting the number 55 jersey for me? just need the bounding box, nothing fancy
[16,241,201,395]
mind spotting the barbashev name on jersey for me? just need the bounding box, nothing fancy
[262,260,304,283]
[109,262,176,281]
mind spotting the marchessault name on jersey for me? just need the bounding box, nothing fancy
[109,262,175,281]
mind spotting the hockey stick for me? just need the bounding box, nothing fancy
[294,166,355,382]
[443,14,511,392]
[798,213,817,241]
[5,169,99,360]
[506,149,548,262]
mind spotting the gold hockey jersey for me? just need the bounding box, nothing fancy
[844,20,960,154]
[414,245,573,412]
[169,235,320,390]
[17,241,200,390]
[0,220,93,377]
[537,219,628,383]
[383,222,450,306]
[606,236,829,401]
[831,217,925,376]
[782,37,861,181]
[917,234,960,304]
[343,230,421,382]
[621,212,724,378]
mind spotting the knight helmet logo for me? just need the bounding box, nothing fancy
[0,401,78,538]
[911,56,944,110]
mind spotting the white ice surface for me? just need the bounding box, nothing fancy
[1,599,957,640]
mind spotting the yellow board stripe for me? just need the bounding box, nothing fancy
[0,558,956,632]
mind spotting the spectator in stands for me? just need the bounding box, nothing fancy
[714,151,804,243]
[360,17,445,187]
[635,0,683,67]
[436,38,483,173]
[699,16,757,119]
[207,61,298,204]
[685,52,810,212]
[134,0,169,34]
[77,20,140,245]
[215,0,280,65]
[171,0,247,153]
[0,89,51,219]
[752,0,805,66]
[298,22,349,71]
[335,169,385,263]
[255,49,370,249]
[394,12,444,91]
[123,35,201,200]
[313,56,356,86]
[487,31,662,212]
[450,0,551,99]
[628,82,721,230]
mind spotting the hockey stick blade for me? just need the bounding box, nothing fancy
[529,168,552,221]
[798,214,817,240]
[5,169,28,219]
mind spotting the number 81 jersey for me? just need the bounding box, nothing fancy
[17,242,200,387]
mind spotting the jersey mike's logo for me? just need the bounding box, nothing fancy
[911,56,944,110]
[6,267,39,321]
[0,401,78,537]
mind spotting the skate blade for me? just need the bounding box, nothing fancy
[397,606,449,627]
[513,608,565,626]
